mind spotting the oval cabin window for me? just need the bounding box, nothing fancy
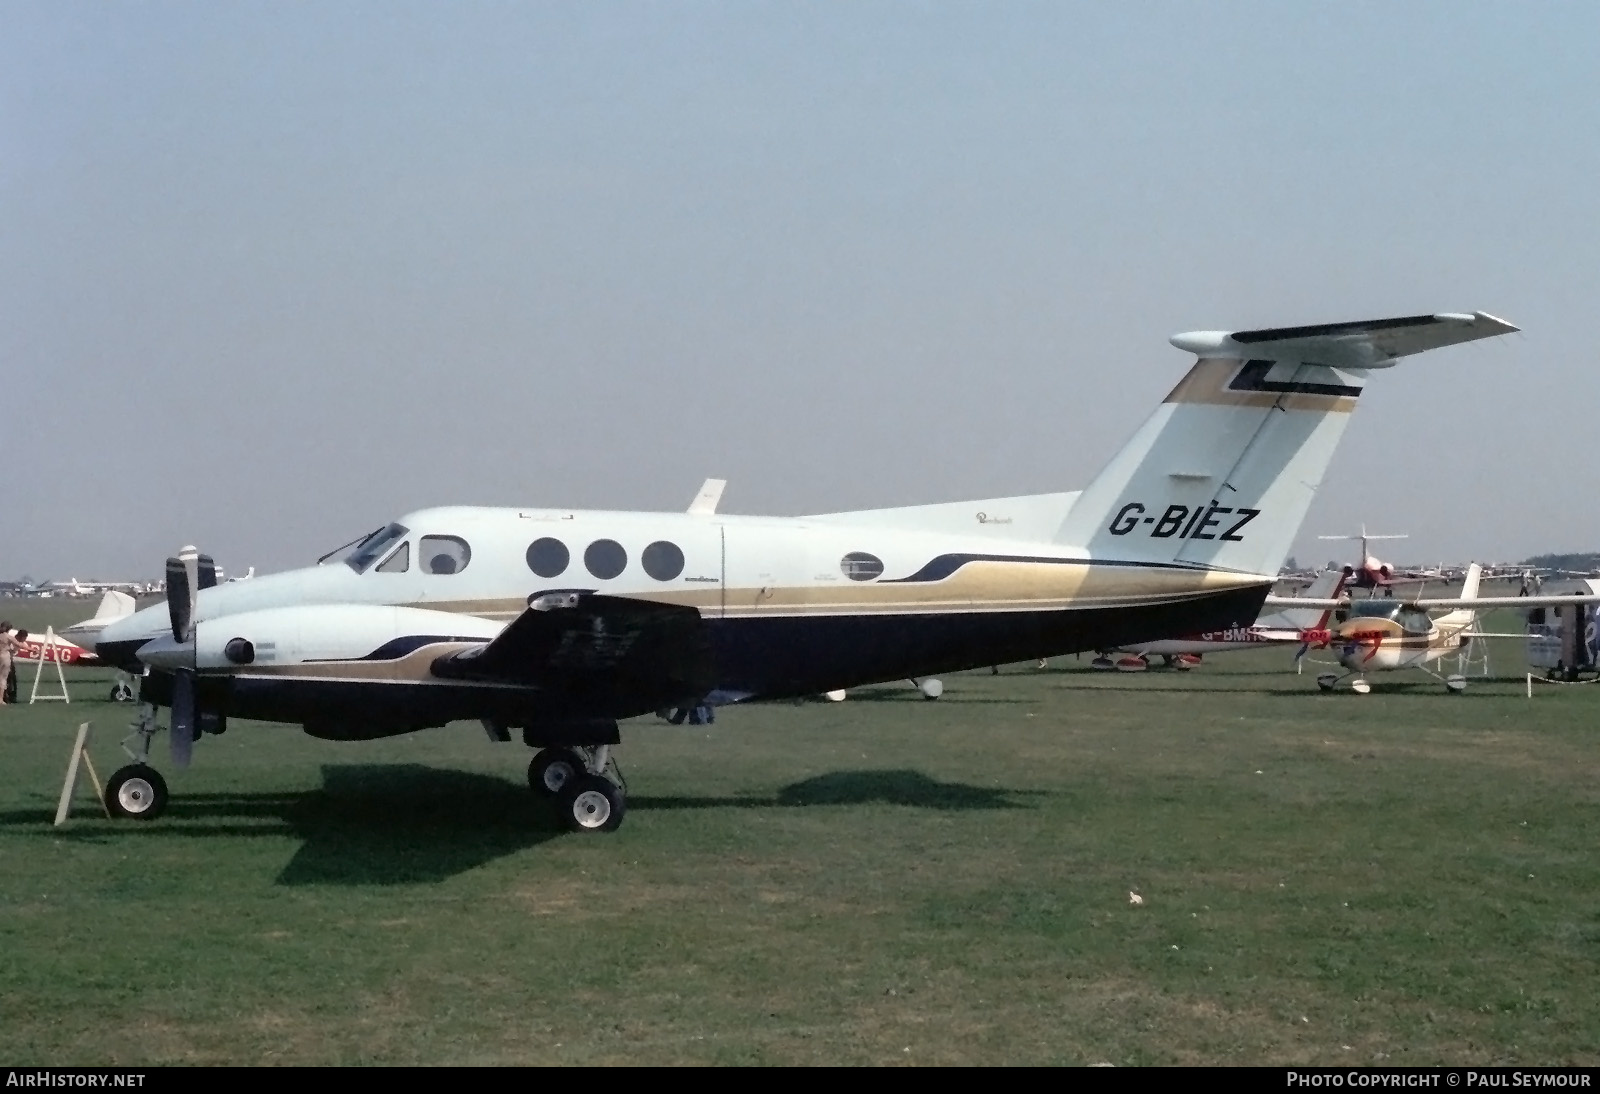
[642,541,685,582]
[526,538,570,579]
[584,539,628,580]
[841,551,884,581]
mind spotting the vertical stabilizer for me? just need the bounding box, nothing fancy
[1055,312,1517,576]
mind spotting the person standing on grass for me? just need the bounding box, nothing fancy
[0,623,19,706]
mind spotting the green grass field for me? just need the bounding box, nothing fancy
[1,595,1597,1065]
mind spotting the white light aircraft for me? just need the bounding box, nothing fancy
[1269,564,1600,693]
[95,311,1519,831]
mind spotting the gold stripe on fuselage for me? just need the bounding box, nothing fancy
[418,559,1268,620]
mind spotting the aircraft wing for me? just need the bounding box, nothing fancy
[431,592,715,717]
[1408,594,1600,609]
[1263,594,1600,611]
[1174,312,1518,369]
[1262,596,1346,610]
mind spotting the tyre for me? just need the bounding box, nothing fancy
[105,764,168,820]
[558,774,626,833]
[528,748,585,798]
[109,681,136,703]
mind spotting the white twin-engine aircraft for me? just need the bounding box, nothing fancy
[95,311,1518,831]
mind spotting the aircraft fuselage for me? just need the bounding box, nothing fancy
[99,504,1272,734]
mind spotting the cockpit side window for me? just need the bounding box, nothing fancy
[420,535,471,575]
[344,524,409,573]
[1399,610,1433,635]
[375,542,410,573]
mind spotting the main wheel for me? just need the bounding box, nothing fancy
[105,764,168,820]
[558,774,626,833]
[528,748,585,798]
[109,680,136,702]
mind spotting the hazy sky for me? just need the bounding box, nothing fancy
[4,3,1596,580]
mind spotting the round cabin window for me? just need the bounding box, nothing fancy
[584,539,628,580]
[526,538,570,579]
[420,535,471,575]
[841,551,884,581]
[642,541,685,582]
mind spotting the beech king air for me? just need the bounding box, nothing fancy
[94,311,1518,832]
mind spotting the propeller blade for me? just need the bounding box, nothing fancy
[165,556,193,643]
[180,547,200,616]
[170,669,196,769]
[197,554,217,590]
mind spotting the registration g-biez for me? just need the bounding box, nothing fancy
[1107,503,1260,541]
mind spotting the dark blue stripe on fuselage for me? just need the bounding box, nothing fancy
[883,553,1212,585]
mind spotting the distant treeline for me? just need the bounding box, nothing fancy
[1525,552,1600,572]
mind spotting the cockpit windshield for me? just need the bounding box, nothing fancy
[326,523,410,573]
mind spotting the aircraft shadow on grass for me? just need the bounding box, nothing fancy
[633,769,1037,813]
[3,766,1031,886]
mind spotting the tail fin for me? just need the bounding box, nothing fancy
[1270,568,1350,630]
[1458,562,1484,602]
[1055,312,1517,575]
[91,589,136,622]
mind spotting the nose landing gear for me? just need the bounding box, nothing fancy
[104,704,172,819]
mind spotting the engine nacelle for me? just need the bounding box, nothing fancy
[188,604,504,670]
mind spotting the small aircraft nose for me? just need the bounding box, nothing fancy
[94,635,153,672]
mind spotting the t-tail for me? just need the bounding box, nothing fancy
[1055,312,1518,576]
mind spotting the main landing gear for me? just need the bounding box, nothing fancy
[1317,669,1466,695]
[526,739,628,833]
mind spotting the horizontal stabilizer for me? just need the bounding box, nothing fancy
[1171,312,1518,369]
[1261,594,1600,611]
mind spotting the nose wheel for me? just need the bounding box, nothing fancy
[104,764,168,819]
